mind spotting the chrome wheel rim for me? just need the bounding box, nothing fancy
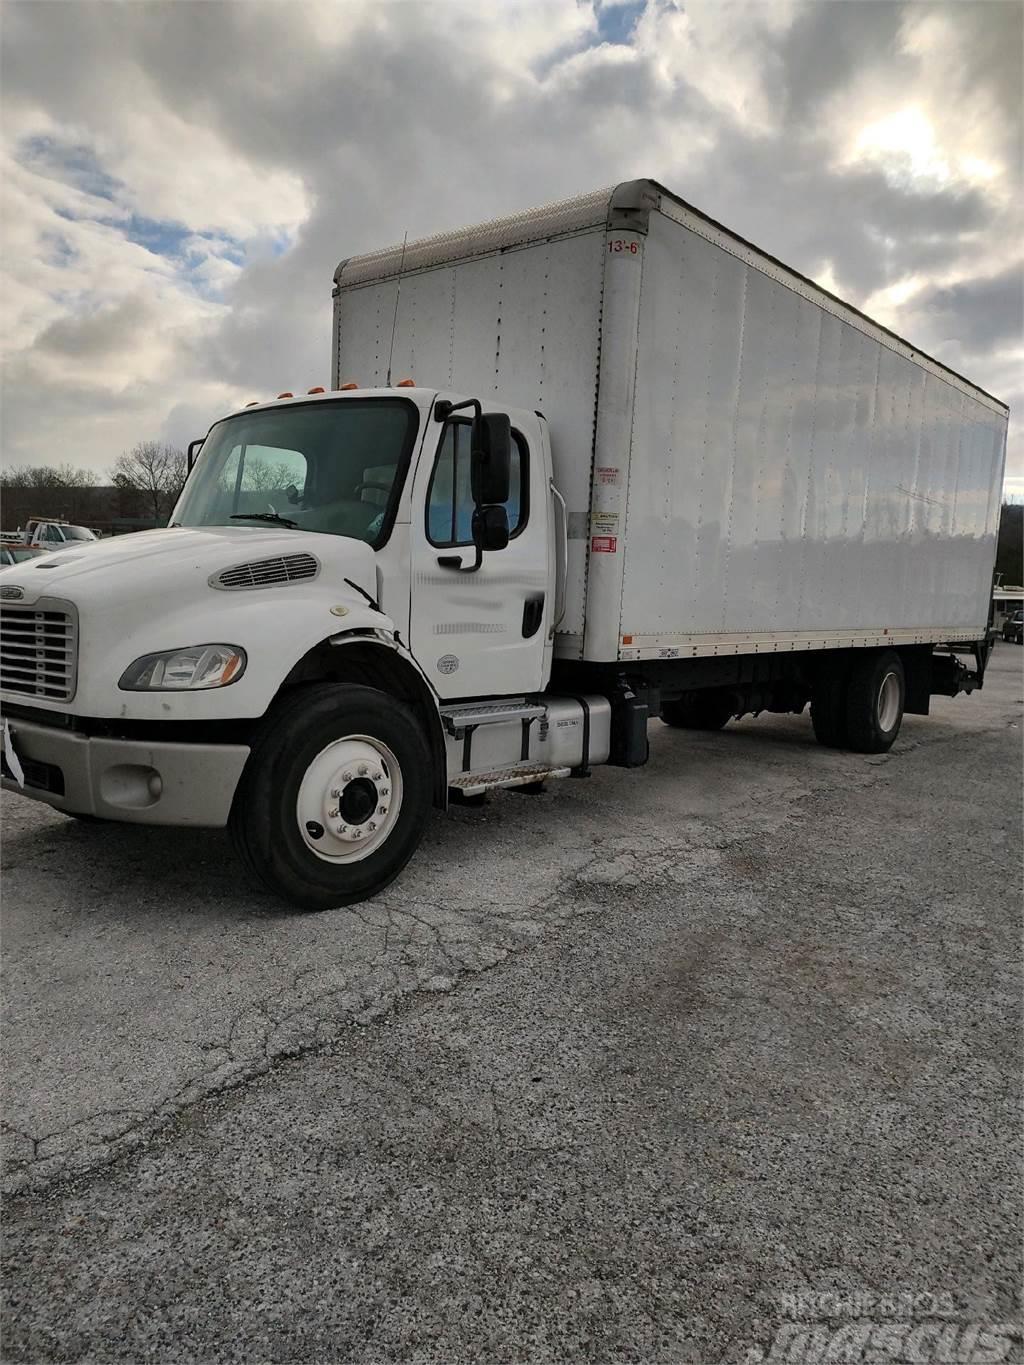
[877,672,901,732]
[296,735,403,863]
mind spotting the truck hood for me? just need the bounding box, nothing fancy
[5,525,378,607]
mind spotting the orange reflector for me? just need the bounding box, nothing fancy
[307,386,325,394]
[220,653,243,686]
[245,401,259,407]
[337,382,359,391]
[397,378,416,388]
[622,635,633,644]
[276,391,294,399]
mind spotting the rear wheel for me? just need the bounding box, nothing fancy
[845,650,905,754]
[229,683,432,911]
[660,691,733,731]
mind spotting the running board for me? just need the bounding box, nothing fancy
[449,764,571,798]
[440,699,547,734]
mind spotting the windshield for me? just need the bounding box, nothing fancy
[173,398,419,547]
[62,526,97,541]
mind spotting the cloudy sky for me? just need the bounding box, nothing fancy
[2,0,1021,492]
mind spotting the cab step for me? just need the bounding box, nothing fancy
[449,763,571,798]
[439,699,546,734]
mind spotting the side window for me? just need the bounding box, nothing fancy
[426,421,527,547]
[238,445,307,497]
[214,444,307,517]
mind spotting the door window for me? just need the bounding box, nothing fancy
[426,421,527,547]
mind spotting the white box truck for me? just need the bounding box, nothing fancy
[0,180,1008,909]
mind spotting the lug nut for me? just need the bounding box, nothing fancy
[380,787,389,798]
[343,771,352,782]
[328,807,339,819]
[368,821,377,832]
[330,788,341,798]
[372,770,382,781]
[358,764,368,776]
[353,829,363,838]
[337,824,348,834]
[378,805,388,815]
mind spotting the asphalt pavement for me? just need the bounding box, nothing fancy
[2,647,1021,1362]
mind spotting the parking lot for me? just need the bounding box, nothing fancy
[3,648,1022,1362]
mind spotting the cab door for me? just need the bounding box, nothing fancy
[408,406,552,699]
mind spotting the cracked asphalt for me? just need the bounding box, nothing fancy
[2,648,1022,1363]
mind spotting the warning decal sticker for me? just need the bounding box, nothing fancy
[591,535,617,554]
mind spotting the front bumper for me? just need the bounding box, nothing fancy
[0,717,250,827]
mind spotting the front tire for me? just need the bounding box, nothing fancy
[229,683,432,911]
[845,650,905,754]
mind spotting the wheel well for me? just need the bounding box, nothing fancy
[275,635,447,807]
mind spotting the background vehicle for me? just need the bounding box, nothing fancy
[0,544,48,568]
[0,180,1009,909]
[1002,610,1023,644]
[20,518,99,548]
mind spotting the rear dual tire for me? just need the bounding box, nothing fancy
[229,683,432,912]
[812,650,905,754]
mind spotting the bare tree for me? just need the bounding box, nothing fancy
[0,463,95,489]
[165,449,188,508]
[110,443,186,522]
[245,458,297,492]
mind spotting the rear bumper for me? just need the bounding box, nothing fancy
[1,716,249,827]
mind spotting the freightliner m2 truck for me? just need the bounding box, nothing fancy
[0,181,1008,909]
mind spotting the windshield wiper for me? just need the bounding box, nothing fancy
[229,512,302,529]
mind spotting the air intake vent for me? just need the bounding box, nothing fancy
[213,552,320,590]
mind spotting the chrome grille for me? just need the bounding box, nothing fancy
[214,553,319,590]
[1,603,77,701]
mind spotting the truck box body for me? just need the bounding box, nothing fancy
[334,180,1008,666]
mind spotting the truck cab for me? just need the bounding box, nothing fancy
[0,387,598,910]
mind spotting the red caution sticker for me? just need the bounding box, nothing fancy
[591,535,617,554]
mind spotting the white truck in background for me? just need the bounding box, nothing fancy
[0,180,1008,910]
[21,518,99,549]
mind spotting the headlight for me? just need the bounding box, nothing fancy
[119,645,246,691]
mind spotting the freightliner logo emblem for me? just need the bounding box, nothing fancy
[0,585,24,600]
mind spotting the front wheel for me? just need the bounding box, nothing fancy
[229,683,432,911]
[845,650,905,754]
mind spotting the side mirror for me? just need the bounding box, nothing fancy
[187,438,204,473]
[470,413,512,506]
[473,504,510,553]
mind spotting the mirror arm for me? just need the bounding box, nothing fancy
[437,547,483,573]
[433,397,481,423]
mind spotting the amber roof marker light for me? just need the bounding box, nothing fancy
[337,382,359,391]
[397,378,416,388]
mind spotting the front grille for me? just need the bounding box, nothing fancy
[214,552,319,590]
[0,604,77,701]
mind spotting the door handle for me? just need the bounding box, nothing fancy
[522,595,545,639]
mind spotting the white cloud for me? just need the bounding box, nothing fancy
[0,0,1019,489]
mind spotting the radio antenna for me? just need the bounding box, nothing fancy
[385,231,409,388]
